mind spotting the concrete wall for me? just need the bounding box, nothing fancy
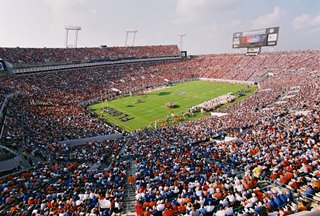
[59,133,123,147]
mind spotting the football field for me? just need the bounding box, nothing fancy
[89,80,256,132]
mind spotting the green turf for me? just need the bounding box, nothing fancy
[89,80,256,132]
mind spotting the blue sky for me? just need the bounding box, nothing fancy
[0,0,319,54]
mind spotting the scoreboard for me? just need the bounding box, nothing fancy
[232,27,279,48]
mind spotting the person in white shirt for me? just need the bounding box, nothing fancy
[173,186,180,194]
[156,201,165,212]
[226,193,235,204]
[195,186,202,197]
[215,208,226,216]
[243,193,258,208]
[234,179,244,192]
[225,206,233,216]
[114,199,121,211]
[204,203,215,213]
[99,198,111,210]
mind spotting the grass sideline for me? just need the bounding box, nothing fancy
[89,80,256,132]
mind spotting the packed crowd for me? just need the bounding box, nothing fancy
[54,140,122,166]
[0,48,319,215]
[2,96,115,150]
[119,50,320,215]
[195,50,320,82]
[0,58,200,148]
[122,77,320,215]
[0,45,180,65]
[0,146,128,215]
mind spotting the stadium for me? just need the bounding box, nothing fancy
[0,1,320,216]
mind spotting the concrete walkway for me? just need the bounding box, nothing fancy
[59,133,122,147]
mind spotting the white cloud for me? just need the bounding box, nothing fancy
[45,0,96,25]
[198,22,221,34]
[230,20,241,27]
[175,0,239,23]
[292,14,320,31]
[292,14,311,30]
[175,0,209,23]
[251,6,282,29]
[198,19,241,35]
[41,0,98,47]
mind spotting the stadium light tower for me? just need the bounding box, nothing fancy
[178,34,186,51]
[125,30,138,47]
[65,26,81,48]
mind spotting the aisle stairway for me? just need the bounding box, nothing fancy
[123,159,136,216]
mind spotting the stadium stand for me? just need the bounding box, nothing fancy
[0,47,319,215]
[0,45,180,66]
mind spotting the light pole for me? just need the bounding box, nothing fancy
[125,30,138,47]
[65,26,81,48]
[178,34,186,51]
